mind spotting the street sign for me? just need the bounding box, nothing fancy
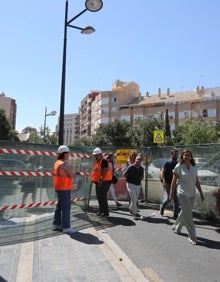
[153,130,164,144]
[116,149,137,164]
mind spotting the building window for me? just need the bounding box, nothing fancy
[184,111,190,119]
[100,98,109,105]
[208,109,216,117]
[111,97,117,103]
[134,115,142,120]
[101,108,108,114]
[202,109,208,117]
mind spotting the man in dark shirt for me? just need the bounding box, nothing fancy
[123,155,144,220]
[160,149,179,219]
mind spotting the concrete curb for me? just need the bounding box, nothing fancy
[89,226,150,282]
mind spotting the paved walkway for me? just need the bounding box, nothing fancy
[0,205,149,282]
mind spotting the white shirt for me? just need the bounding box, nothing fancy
[173,163,197,197]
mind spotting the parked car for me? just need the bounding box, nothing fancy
[147,158,219,186]
[194,157,209,168]
[147,158,167,180]
[213,160,220,172]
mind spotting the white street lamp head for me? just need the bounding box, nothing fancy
[85,0,103,12]
[81,26,95,34]
[47,111,56,116]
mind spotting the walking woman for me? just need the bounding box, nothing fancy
[170,149,205,245]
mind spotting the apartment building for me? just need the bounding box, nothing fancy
[80,91,99,138]
[90,80,141,135]
[56,113,80,145]
[0,92,17,129]
[121,86,220,131]
[79,81,220,138]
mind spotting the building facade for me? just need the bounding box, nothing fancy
[90,80,141,135]
[79,81,220,138]
[0,92,17,129]
[56,113,80,145]
[80,91,99,138]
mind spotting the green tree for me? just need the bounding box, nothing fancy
[128,115,163,147]
[164,109,173,145]
[91,120,131,147]
[0,109,18,140]
[173,119,218,145]
[27,127,57,144]
[72,137,92,146]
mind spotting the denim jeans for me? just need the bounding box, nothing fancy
[53,190,71,229]
[161,183,179,216]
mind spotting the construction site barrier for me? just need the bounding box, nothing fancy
[0,142,219,223]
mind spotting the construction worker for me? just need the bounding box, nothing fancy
[91,147,112,216]
[52,145,76,234]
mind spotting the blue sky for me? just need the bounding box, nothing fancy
[0,0,220,133]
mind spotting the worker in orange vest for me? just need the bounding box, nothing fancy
[52,145,76,234]
[91,147,112,216]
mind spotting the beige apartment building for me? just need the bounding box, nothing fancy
[119,86,220,131]
[56,113,80,145]
[80,81,220,138]
[90,80,141,135]
[0,92,17,129]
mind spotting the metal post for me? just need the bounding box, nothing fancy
[58,0,102,145]
[58,0,68,145]
[43,107,47,142]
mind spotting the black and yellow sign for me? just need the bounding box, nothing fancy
[153,130,164,144]
[116,149,137,164]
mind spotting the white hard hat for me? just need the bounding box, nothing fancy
[93,147,102,155]
[57,145,70,154]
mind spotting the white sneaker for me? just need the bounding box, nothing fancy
[52,224,62,231]
[188,237,197,245]
[63,228,77,234]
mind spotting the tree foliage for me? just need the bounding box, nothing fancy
[0,109,18,141]
[29,127,57,144]
[91,120,131,147]
[127,115,163,147]
[173,119,218,145]
[164,109,173,145]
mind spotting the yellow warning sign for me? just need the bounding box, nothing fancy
[116,149,137,164]
[153,130,164,144]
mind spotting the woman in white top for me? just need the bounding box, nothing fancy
[170,149,205,245]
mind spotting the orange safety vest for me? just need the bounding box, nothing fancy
[91,158,112,182]
[53,160,73,191]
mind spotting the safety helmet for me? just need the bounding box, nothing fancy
[57,145,70,154]
[93,147,102,155]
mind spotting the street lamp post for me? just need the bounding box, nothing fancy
[44,107,56,143]
[58,0,103,145]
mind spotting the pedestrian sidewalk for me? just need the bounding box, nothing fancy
[0,205,149,282]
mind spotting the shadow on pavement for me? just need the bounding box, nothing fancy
[140,215,172,225]
[75,209,136,232]
[104,216,136,226]
[197,236,220,249]
[69,231,104,245]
